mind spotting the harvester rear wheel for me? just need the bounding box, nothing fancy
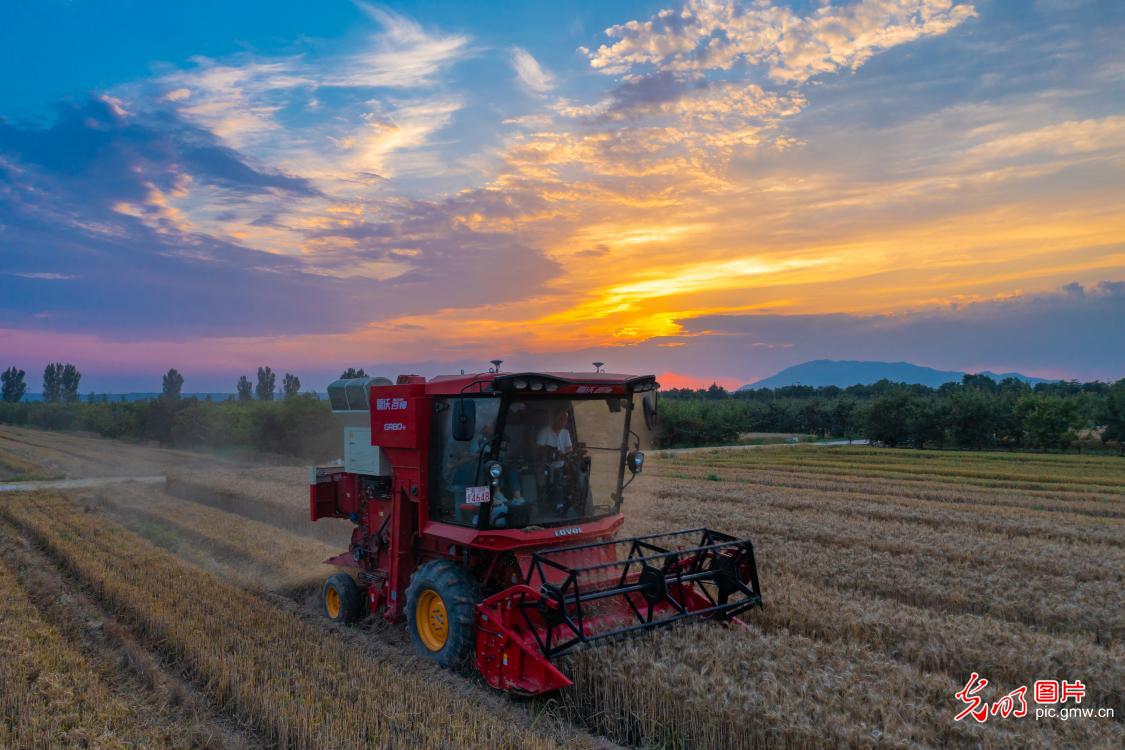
[322,573,361,624]
[405,559,480,669]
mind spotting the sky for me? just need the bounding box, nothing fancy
[1,0,1123,392]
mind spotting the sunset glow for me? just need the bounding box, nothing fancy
[1,1,1122,390]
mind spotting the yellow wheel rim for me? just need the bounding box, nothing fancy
[416,589,448,651]
[325,586,342,619]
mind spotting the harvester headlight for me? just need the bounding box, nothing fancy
[530,381,544,391]
[488,461,503,480]
[544,382,559,392]
[513,378,528,390]
[627,450,645,474]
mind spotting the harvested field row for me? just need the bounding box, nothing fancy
[562,619,1119,750]
[154,461,1120,697]
[0,547,207,749]
[645,483,1125,582]
[669,445,1125,474]
[651,475,1125,546]
[0,425,255,480]
[752,570,1123,715]
[84,486,567,732]
[656,464,1125,516]
[623,488,1124,708]
[560,457,1123,749]
[165,473,351,547]
[0,453,45,481]
[661,463,1120,499]
[661,448,1125,492]
[0,517,265,750]
[0,494,599,750]
[91,483,339,593]
[638,494,1123,640]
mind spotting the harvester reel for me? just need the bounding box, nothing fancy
[638,564,668,608]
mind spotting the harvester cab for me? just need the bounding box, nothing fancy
[310,368,761,694]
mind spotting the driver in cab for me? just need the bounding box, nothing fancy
[537,407,573,464]
[537,407,576,517]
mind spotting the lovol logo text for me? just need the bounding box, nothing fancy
[554,527,582,537]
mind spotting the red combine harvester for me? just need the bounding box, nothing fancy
[310,366,761,695]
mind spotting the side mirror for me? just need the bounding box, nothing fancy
[642,393,658,433]
[452,399,476,441]
[627,450,644,474]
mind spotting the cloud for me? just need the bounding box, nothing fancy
[0,96,559,339]
[346,4,472,88]
[584,0,976,83]
[9,272,78,280]
[0,98,317,208]
[510,47,555,93]
[150,5,472,185]
[513,2,971,198]
[2,0,1121,390]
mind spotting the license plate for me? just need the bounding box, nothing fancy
[465,486,490,505]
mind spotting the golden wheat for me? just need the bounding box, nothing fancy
[0,553,205,749]
[1,494,595,750]
[91,482,339,591]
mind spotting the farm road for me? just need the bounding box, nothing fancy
[656,438,868,456]
[0,475,166,493]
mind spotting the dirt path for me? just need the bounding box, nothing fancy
[0,475,167,492]
[655,438,868,456]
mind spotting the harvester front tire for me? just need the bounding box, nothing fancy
[405,559,480,670]
[322,573,361,624]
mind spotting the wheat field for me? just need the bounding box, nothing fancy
[0,430,1121,748]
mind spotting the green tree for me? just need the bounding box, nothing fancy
[866,392,914,447]
[1016,393,1081,450]
[1,367,27,403]
[704,383,728,400]
[255,367,276,401]
[340,367,367,379]
[994,379,1031,446]
[283,373,301,399]
[162,368,185,400]
[801,398,834,437]
[961,373,999,393]
[907,398,947,449]
[60,364,81,402]
[42,363,63,403]
[830,398,858,441]
[1100,379,1125,454]
[236,376,253,402]
[948,389,997,449]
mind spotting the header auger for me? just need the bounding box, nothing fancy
[310,369,762,695]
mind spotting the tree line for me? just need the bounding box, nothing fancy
[0,366,372,460]
[2,363,82,403]
[0,364,316,404]
[658,375,1125,452]
[3,363,1121,455]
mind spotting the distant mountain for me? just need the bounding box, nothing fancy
[741,360,1056,390]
